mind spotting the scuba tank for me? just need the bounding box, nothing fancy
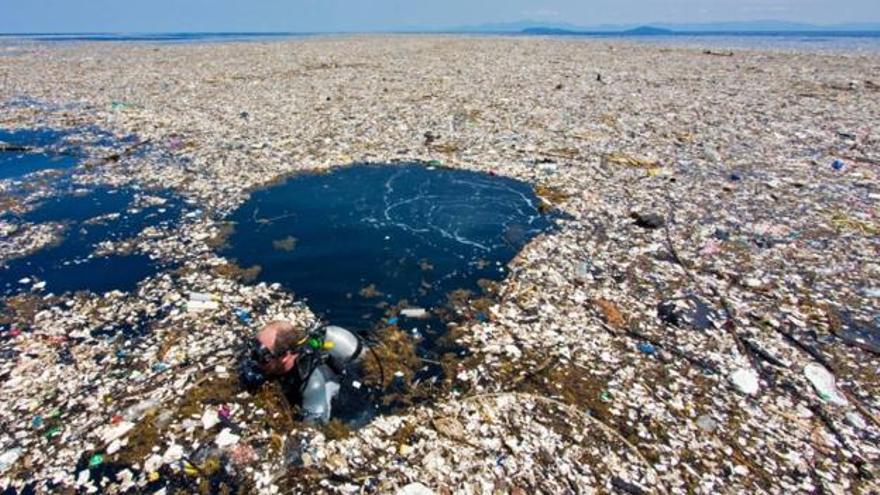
[298,324,363,423]
[322,325,363,371]
[300,364,341,423]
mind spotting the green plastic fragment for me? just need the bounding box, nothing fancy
[89,454,104,468]
[45,426,62,438]
[427,160,442,167]
[600,390,612,402]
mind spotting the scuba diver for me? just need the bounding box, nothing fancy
[239,320,365,423]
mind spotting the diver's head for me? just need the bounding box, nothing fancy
[252,320,302,376]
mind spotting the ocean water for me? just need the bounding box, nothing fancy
[1,128,183,296]
[0,128,78,180]
[1,31,879,53]
[223,164,555,335]
[1,186,182,296]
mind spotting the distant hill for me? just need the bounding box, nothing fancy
[522,25,672,36]
[623,26,673,35]
[450,20,586,33]
[453,20,880,34]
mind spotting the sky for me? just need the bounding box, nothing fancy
[1,0,878,33]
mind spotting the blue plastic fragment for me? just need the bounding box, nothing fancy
[152,362,170,373]
[729,172,742,181]
[387,317,399,326]
[637,342,656,355]
[234,307,252,324]
[832,159,845,171]
[32,415,43,428]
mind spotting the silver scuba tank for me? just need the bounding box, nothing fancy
[323,325,363,370]
[300,364,341,423]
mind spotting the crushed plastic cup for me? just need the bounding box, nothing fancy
[729,368,760,395]
[0,448,23,473]
[804,364,848,406]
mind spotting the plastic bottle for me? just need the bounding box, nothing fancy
[188,292,216,302]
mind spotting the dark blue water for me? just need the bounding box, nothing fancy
[0,128,78,180]
[1,187,182,296]
[223,164,554,333]
[1,126,182,296]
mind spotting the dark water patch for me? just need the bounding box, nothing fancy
[0,187,182,296]
[223,164,554,331]
[0,128,79,180]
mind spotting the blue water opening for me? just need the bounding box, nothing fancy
[223,163,554,334]
[0,128,78,180]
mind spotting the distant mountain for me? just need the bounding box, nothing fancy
[623,26,673,35]
[449,20,587,33]
[451,20,880,34]
[522,25,672,36]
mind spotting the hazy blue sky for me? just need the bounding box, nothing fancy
[2,0,878,33]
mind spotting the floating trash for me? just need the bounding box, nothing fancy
[804,363,848,406]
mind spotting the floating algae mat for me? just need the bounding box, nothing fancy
[0,187,182,296]
[223,164,555,332]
